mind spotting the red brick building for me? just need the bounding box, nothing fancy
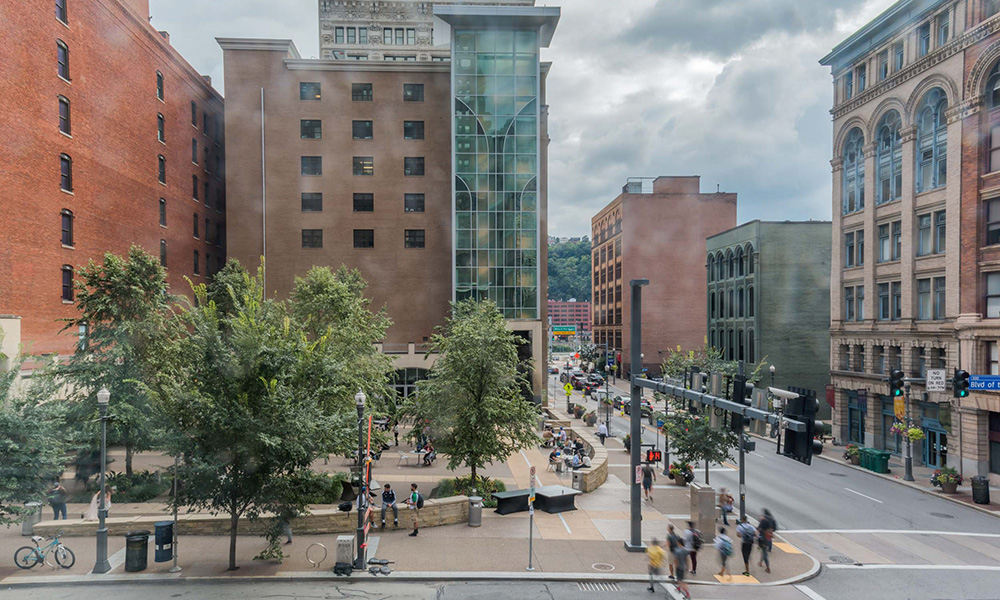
[0,0,225,356]
[591,176,736,376]
[547,300,591,335]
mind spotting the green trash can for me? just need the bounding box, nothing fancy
[873,451,891,474]
[860,447,872,471]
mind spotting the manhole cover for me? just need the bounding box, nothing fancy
[930,512,955,519]
[828,555,855,564]
[829,473,847,477]
[591,563,616,572]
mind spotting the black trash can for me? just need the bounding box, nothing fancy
[124,530,150,572]
[972,476,991,505]
[154,521,173,563]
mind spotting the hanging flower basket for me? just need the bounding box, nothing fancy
[906,427,925,442]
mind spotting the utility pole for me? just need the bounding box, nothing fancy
[904,382,914,482]
[737,361,747,522]
[625,279,648,553]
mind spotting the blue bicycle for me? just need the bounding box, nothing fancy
[15,531,75,569]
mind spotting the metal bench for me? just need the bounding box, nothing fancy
[491,490,531,515]
[534,485,582,514]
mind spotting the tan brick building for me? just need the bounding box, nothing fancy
[0,0,225,356]
[590,176,737,377]
[823,0,1000,480]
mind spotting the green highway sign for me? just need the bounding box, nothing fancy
[552,326,576,336]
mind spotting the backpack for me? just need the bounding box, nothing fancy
[691,529,703,551]
[719,537,733,557]
[667,532,680,551]
[416,492,424,509]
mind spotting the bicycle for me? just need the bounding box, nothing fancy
[15,531,75,569]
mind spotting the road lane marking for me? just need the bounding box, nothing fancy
[782,529,1000,538]
[558,513,572,534]
[795,584,828,600]
[843,488,883,503]
[520,450,532,468]
[826,564,1000,571]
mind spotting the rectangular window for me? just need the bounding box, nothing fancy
[158,155,166,183]
[191,101,197,127]
[873,345,885,374]
[406,28,416,45]
[353,193,374,212]
[57,41,69,80]
[193,250,200,275]
[934,277,946,319]
[352,120,373,139]
[61,210,73,246]
[857,64,866,92]
[204,112,209,132]
[56,0,67,23]
[878,282,890,320]
[58,154,73,191]
[845,232,856,268]
[878,223,890,262]
[193,213,199,238]
[857,285,865,321]
[353,229,374,248]
[845,72,853,100]
[301,156,322,176]
[215,223,222,246]
[892,281,902,321]
[395,29,404,45]
[988,273,1000,318]
[359,27,368,44]
[404,193,425,212]
[353,156,374,176]
[159,240,167,267]
[917,278,931,320]
[59,97,71,135]
[989,199,1000,245]
[917,214,932,256]
[857,230,865,265]
[894,41,904,71]
[990,342,1000,375]
[156,71,164,100]
[845,287,855,321]
[302,229,323,248]
[938,12,950,46]
[205,218,210,243]
[352,83,373,102]
[301,192,322,212]
[404,229,425,248]
[891,220,901,261]
[192,138,198,164]
[335,27,345,44]
[301,119,322,139]
[159,198,166,226]
[157,113,164,142]
[919,23,931,56]
[403,83,424,102]
[991,125,1000,173]
[193,175,199,200]
[404,157,424,176]
[878,50,889,81]
[62,266,73,301]
[934,210,946,253]
[403,121,424,140]
[916,347,927,378]
[988,0,1000,19]
[347,27,356,44]
[384,28,394,45]
[300,82,321,101]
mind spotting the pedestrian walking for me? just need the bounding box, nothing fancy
[715,526,733,579]
[642,463,656,501]
[683,520,702,575]
[381,483,399,529]
[718,488,734,525]
[84,484,112,521]
[48,480,67,520]
[672,533,691,598]
[736,516,756,576]
[646,538,666,592]
[597,422,608,445]
[279,510,295,544]
[393,423,400,447]
[404,483,421,536]
[666,523,681,580]
[757,508,777,574]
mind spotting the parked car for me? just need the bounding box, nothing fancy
[592,389,613,403]
[587,373,605,384]
[624,398,653,417]
[548,366,559,374]
[612,395,629,410]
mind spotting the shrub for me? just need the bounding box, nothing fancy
[931,466,962,487]
[106,470,170,503]
[434,475,507,508]
[297,471,347,504]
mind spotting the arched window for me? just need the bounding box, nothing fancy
[738,330,745,361]
[717,252,725,280]
[158,155,166,183]
[736,247,745,277]
[746,244,755,274]
[728,289,734,318]
[160,239,167,267]
[60,209,73,246]
[61,265,73,301]
[842,128,865,214]
[710,330,716,349]
[875,110,902,204]
[710,292,716,319]
[728,330,734,361]
[987,59,1000,109]
[748,286,755,317]
[727,250,734,279]
[58,96,71,135]
[57,40,70,80]
[60,153,72,191]
[719,290,725,318]
[916,88,947,192]
[708,256,715,282]
[738,287,745,317]
[748,330,755,363]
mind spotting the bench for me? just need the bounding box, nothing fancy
[492,490,531,515]
[534,485,582,514]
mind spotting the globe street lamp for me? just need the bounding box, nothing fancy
[92,387,111,574]
[769,364,776,389]
[354,389,367,570]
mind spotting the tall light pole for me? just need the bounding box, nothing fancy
[92,387,111,574]
[625,279,648,553]
[354,389,367,570]
[903,383,914,482]
[770,365,780,455]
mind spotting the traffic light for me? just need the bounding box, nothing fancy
[729,375,752,432]
[783,392,823,465]
[889,369,905,398]
[645,448,662,463]
[954,369,970,399]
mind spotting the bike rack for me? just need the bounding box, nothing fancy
[306,543,327,568]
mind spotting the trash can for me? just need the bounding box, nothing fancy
[21,502,42,536]
[468,496,483,527]
[870,450,889,474]
[859,447,871,471]
[572,470,583,491]
[124,530,150,572]
[154,521,173,563]
[972,476,991,505]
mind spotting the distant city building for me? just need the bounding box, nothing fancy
[548,300,591,335]
[822,0,1000,479]
[706,221,832,416]
[0,0,225,357]
[220,2,559,401]
[591,176,736,376]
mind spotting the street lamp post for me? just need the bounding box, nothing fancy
[354,389,367,570]
[770,365,781,455]
[903,383,914,482]
[92,387,111,574]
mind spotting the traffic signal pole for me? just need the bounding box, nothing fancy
[625,279,648,553]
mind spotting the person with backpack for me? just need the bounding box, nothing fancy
[666,523,681,580]
[48,480,68,520]
[404,483,423,536]
[672,532,691,598]
[736,516,756,577]
[715,526,733,579]
[757,508,777,574]
[683,521,702,575]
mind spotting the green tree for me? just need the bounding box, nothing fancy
[660,345,768,385]
[151,262,392,570]
[660,397,737,472]
[58,245,174,475]
[547,239,591,301]
[0,336,66,526]
[402,300,538,485]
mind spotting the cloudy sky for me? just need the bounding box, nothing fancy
[150,0,898,237]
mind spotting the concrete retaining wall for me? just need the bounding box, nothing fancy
[544,408,608,493]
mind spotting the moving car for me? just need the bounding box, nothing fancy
[548,366,559,374]
[623,398,653,417]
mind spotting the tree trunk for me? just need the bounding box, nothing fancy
[228,512,239,570]
[470,465,477,493]
[125,443,134,476]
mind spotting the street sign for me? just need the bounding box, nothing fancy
[529,466,536,477]
[894,396,904,420]
[926,369,947,392]
[635,465,642,485]
[970,375,1000,390]
[563,383,573,394]
[553,326,576,336]
[529,486,535,504]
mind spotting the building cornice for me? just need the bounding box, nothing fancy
[217,38,302,58]
[283,58,449,72]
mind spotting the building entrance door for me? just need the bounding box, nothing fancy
[847,390,865,444]
[923,420,947,468]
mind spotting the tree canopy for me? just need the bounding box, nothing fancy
[547,239,591,302]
